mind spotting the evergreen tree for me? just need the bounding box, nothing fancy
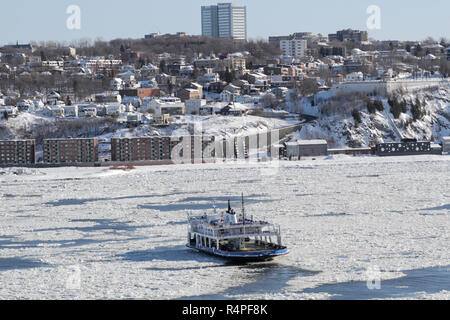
[159,60,167,74]
[167,80,173,94]
[411,97,424,120]
[224,68,234,83]
[389,42,394,51]
[352,109,362,126]
[400,100,408,113]
[415,44,423,57]
[374,100,384,112]
[388,99,401,119]
[415,97,422,107]
[367,100,376,114]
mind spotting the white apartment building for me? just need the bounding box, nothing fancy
[280,39,308,59]
[142,97,185,116]
[202,3,247,41]
[346,72,364,82]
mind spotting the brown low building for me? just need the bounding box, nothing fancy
[119,88,161,99]
[43,138,98,164]
[0,140,36,165]
[286,140,328,159]
[111,137,177,162]
[177,88,201,102]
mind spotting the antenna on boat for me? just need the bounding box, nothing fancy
[242,193,246,249]
[241,193,245,224]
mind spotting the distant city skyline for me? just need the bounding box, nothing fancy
[0,0,449,45]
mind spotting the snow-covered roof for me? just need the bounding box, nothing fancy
[425,54,437,59]
[287,139,328,146]
[297,139,328,145]
[142,64,159,70]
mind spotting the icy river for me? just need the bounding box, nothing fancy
[0,155,449,299]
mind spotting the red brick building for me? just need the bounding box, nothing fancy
[0,140,36,165]
[111,136,216,162]
[43,138,99,164]
[119,88,161,100]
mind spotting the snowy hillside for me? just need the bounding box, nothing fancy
[0,113,297,141]
[291,84,450,148]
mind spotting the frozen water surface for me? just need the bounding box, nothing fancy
[0,155,449,299]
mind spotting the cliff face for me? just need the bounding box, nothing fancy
[292,84,450,148]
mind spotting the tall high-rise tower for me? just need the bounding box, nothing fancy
[201,5,219,38]
[201,3,247,41]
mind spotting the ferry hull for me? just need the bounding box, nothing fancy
[187,244,288,262]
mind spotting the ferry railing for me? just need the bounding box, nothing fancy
[191,225,280,238]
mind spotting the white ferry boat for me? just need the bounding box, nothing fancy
[187,196,288,261]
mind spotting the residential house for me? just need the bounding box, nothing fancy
[197,71,220,85]
[207,81,227,93]
[3,43,36,53]
[122,96,141,108]
[17,100,35,112]
[180,65,194,78]
[95,92,122,104]
[346,72,364,82]
[185,99,207,114]
[223,84,241,96]
[220,90,237,103]
[0,106,18,118]
[63,105,79,118]
[139,79,159,89]
[111,78,124,90]
[142,97,185,116]
[177,88,201,102]
[117,71,136,86]
[422,44,445,56]
[105,103,126,117]
[343,59,363,74]
[219,103,248,116]
[140,64,159,77]
[232,79,252,95]
[199,105,214,116]
[189,83,204,97]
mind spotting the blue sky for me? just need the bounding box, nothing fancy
[1,0,449,45]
